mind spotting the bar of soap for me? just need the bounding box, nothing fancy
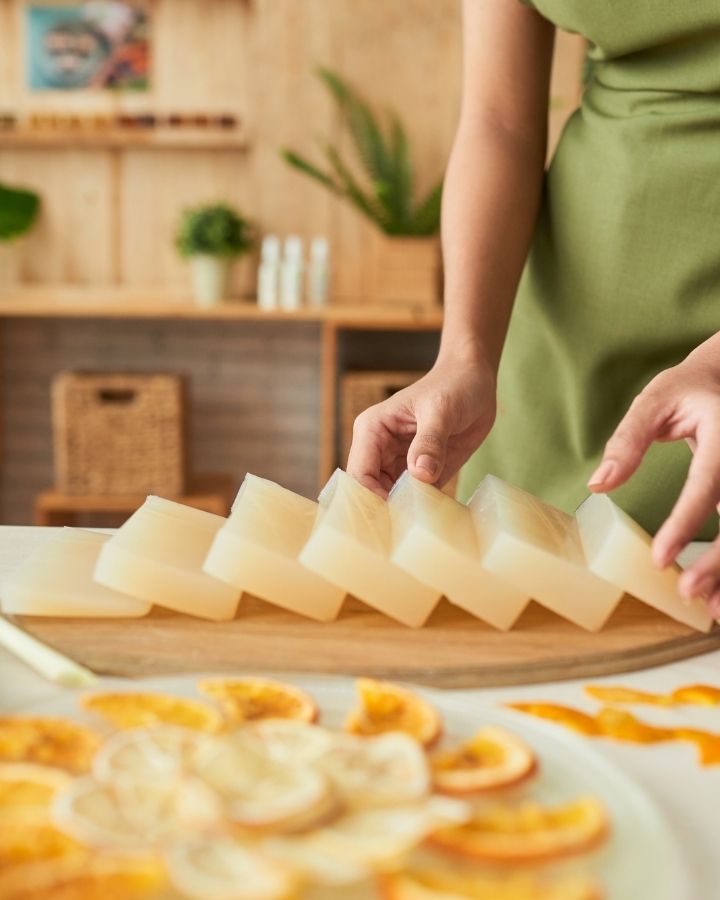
[299,469,441,627]
[389,473,529,629]
[468,476,623,630]
[203,474,345,621]
[94,497,241,621]
[576,493,712,632]
[1,529,150,618]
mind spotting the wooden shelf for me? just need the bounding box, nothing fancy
[0,288,443,330]
[0,129,249,152]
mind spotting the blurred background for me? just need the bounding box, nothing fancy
[0,0,584,527]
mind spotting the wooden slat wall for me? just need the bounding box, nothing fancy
[0,319,323,522]
[0,0,584,299]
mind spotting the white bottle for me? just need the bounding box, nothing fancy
[280,235,304,310]
[307,237,330,307]
[257,235,281,310]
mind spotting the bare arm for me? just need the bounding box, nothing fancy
[347,1,554,495]
[440,0,554,371]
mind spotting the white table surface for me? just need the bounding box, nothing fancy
[0,533,718,899]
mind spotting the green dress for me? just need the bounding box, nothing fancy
[458,0,720,538]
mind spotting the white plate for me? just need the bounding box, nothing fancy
[22,672,690,900]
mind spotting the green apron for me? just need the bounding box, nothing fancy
[459,0,720,538]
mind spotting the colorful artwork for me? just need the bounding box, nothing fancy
[26,2,150,91]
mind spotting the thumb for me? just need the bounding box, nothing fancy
[408,403,451,484]
[588,390,663,492]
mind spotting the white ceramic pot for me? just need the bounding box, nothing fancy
[190,255,232,307]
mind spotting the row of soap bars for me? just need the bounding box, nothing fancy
[1,470,712,633]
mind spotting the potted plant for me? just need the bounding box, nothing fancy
[176,203,253,307]
[0,182,40,242]
[282,68,443,308]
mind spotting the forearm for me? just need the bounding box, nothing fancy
[685,330,720,378]
[438,118,547,373]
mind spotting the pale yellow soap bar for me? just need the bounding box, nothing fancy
[299,469,441,627]
[468,476,623,630]
[389,473,529,629]
[94,496,241,621]
[576,493,712,632]
[203,474,345,621]
[1,529,150,618]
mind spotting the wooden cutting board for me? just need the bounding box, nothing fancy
[3,527,719,688]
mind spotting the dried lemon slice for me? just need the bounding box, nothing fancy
[0,763,72,823]
[0,855,166,900]
[196,735,334,831]
[165,837,296,900]
[428,796,609,865]
[81,692,223,732]
[271,798,468,876]
[0,717,100,772]
[346,679,442,748]
[431,727,537,795]
[199,677,318,724]
[52,774,222,853]
[318,732,430,808]
[379,869,601,900]
[248,719,336,766]
[93,724,221,785]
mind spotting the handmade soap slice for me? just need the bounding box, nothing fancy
[389,473,529,629]
[576,493,712,633]
[1,529,150,618]
[203,474,345,621]
[468,476,623,631]
[94,496,240,621]
[299,469,441,627]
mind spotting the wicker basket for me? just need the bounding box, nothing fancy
[52,372,188,496]
[340,370,424,462]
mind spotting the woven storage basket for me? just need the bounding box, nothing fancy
[52,372,188,496]
[340,370,424,462]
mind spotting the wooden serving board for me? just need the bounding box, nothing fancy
[3,527,719,688]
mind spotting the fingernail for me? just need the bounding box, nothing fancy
[588,460,616,488]
[415,455,438,476]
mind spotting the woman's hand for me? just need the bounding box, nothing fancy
[587,335,720,614]
[346,353,497,498]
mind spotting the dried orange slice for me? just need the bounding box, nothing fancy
[506,704,600,737]
[584,685,671,706]
[0,717,100,772]
[199,677,318,725]
[0,855,166,900]
[346,679,442,748]
[595,707,674,744]
[0,764,72,823]
[379,869,600,900]
[0,822,84,869]
[81,692,223,732]
[670,684,720,706]
[428,796,609,865]
[431,727,537,795]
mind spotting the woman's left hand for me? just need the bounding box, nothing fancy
[587,333,720,616]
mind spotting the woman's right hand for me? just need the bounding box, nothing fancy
[346,353,497,498]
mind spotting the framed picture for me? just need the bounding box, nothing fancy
[26,2,151,91]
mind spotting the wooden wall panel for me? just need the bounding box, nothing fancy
[0,0,584,299]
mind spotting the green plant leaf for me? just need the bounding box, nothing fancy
[388,114,413,230]
[280,149,341,194]
[409,180,443,236]
[176,203,253,258]
[323,145,389,230]
[0,183,40,241]
[317,67,392,185]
